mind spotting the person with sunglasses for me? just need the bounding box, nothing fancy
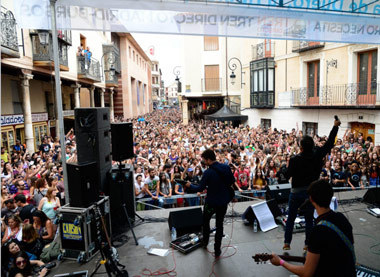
[9,251,47,277]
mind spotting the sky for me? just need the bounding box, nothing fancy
[132,33,184,87]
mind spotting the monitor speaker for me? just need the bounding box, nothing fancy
[168,207,203,237]
[363,188,380,206]
[67,162,100,208]
[111,122,134,161]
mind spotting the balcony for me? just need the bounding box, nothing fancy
[102,44,120,87]
[30,34,69,71]
[292,83,380,108]
[251,92,274,108]
[77,56,101,82]
[201,78,222,92]
[1,8,20,58]
[252,41,274,61]
[292,41,324,53]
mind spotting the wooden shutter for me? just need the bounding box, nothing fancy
[205,65,220,91]
[204,36,219,51]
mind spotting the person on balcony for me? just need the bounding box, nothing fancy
[83,46,92,71]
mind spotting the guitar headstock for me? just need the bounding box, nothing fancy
[252,253,273,264]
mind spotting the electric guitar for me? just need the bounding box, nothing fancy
[93,204,129,277]
[252,253,306,264]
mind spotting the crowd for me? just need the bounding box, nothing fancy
[1,108,380,274]
[126,109,380,209]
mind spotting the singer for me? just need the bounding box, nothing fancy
[185,149,235,258]
[283,118,341,252]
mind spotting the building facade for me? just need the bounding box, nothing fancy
[241,39,380,144]
[1,1,151,154]
[181,36,253,123]
[151,60,162,108]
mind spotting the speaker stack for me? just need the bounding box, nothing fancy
[106,122,135,236]
[67,108,112,207]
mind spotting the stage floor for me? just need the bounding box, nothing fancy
[50,190,380,277]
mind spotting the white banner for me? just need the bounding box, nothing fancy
[1,113,48,126]
[14,0,380,44]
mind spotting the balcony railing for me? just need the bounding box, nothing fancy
[252,41,274,61]
[31,35,68,69]
[77,56,101,82]
[250,92,275,108]
[292,83,380,107]
[1,8,20,57]
[201,78,222,92]
[292,41,324,53]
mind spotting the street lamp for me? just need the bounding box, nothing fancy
[173,66,182,93]
[228,57,245,88]
[101,51,118,81]
[37,30,50,46]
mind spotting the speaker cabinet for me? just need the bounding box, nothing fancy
[67,162,100,208]
[168,208,203,237]
[111,122,134,161]
[106,165,135,236]
[75,108,109,132]
[363,188,380,206]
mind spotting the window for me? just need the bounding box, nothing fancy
[11,80,22,114]
[307,60,320,103]
[129,46,131,58]
[133,50,135,62]
[204,36,219,51]
[250,58,275,107]
[261,119,271,130]
[303,122,318,136]
[204,65,220,91]
[34,124,48,150]
[358,49,377,95]
[1,127,15,154]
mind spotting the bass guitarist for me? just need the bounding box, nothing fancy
[270,179,356,277]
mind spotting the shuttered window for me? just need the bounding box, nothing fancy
[204,36,219,51]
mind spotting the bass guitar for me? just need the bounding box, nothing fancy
[252,253,306,264]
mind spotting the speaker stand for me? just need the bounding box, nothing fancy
[122,204,138,246]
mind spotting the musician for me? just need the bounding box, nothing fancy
[283,118,340,251]
[270,179,356,277]
[185,149,235,258]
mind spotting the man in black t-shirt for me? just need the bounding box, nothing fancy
[39,138,51,154]
[270,180,356,277]
[330,162,347,187]
[14,194,36,224]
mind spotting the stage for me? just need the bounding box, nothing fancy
[50,189,380,277]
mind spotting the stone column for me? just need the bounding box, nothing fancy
[71,82,81,108]
[19,70,35,154]
[181,99,189,125]
[100,88,105,107]
[109,87,115,122]
[90,86,95,107]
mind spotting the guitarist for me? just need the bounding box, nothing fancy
[270,179,356,277]
[185,149,235,259]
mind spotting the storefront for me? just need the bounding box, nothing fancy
[1,113,49,154]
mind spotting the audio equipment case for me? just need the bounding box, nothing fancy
[57,196,111,263]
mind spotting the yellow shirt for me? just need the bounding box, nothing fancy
[1,152,9,163]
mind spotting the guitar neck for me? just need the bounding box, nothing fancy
[278,255,306,264]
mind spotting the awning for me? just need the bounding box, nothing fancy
[205,105,248,122]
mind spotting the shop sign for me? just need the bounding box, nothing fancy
[1,113,48,126]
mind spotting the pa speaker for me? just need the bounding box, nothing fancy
[74,108,109,132]
[111,122,133,161]
[266,183,291,204]
[363,188,380,206]
[67,162,100,208]
[168,207,203,237]
[106,165,135,236]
